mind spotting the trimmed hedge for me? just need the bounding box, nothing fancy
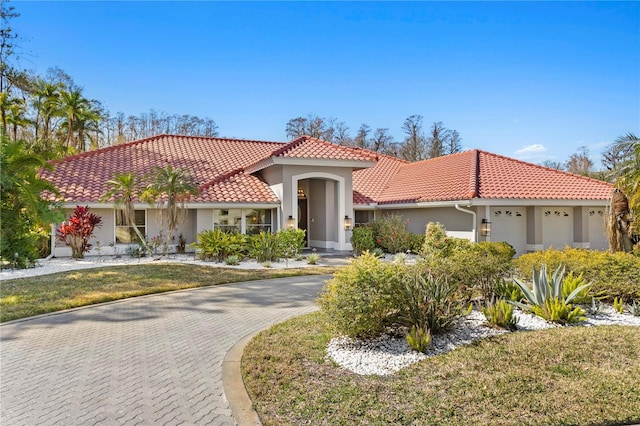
[513,248,640,302]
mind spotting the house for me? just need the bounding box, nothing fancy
[42,134,614,257]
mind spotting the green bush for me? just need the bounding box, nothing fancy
[406,325,431,353]
[511,264,589,324]
[193,229,246,261]
[277,228,306,259]
[248,231,279,262]
[394,270,467,334]
[408,233,425,253]
[481,299,518,330]
[351,225,376,256]
[514,248,640,302]
[372,214,412,254]
[420,239,515,301]
[421,222,470,258]
[317,252,405,338]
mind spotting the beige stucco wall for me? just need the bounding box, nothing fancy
[380,207,474,235]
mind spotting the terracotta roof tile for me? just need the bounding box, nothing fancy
[272,136,379,162]
[476,150,613,200]
[41,134,281,203]
[353,149,613,205]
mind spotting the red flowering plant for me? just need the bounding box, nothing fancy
[56,206,103,259]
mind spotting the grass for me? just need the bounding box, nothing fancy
[0,264,337,322]
[243,311,640,426]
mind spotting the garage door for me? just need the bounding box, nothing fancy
[542,207,573,249]
[490,207,526,256]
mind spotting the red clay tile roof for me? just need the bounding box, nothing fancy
[42,134,282,203]
[41,134,614,206]
[352,149,613,205]
[273,136,379,162]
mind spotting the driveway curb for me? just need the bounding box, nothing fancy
[222,330,265,426]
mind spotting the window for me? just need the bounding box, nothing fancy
[115,210,146,244]
[213,209,242,233]
[245,209,272,235]
[213,208,273,234]
[355,210,374,226]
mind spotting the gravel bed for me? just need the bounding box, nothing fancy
[327,307,640,376]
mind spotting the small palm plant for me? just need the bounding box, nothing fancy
[510,264,591,324]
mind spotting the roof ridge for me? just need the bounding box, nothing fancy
[468,149,479,198]
[50,134,286,165]
[198,167,245,191]
[476,149,613,186]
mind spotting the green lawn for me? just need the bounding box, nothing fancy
[243,311,640,426]
[0,264,337,322]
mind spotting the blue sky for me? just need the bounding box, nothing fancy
[13,1,640,167]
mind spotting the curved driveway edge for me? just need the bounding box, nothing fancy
[0,275,329,425]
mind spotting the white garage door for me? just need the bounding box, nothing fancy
[490,207,526,256]
[542,207,573,249]
[588,209,608,251]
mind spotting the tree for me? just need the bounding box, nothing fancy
[565,146,593,176]
[0,136,63,266]
[541,160,564,170]
[354,124,371,149]
[143,165,199,255]
[102,172,152,254]
[399,115,426,161]
[445,129,462,155]
[370,128,394,153]
[32,79,63,141]
[426,121,448,159]
[607,133,640,240]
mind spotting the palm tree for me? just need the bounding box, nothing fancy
[0,136,63,266]
[606,133,639,252]
[101,172,152,254]
[32,79,63,141]
[143,165,199,254]
[5,97,28,141]
[58,88,91,151]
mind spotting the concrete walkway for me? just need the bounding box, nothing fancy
[0,275,329,425]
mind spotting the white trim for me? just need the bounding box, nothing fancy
[455,204,477,242]
[247,157,375,173]
[526,244,545,252]
[471,199,609,207]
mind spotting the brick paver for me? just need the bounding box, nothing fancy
[0,275,329,425]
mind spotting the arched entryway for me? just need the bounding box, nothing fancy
[290,172,351,251]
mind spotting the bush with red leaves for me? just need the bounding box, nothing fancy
[56,206,103,259]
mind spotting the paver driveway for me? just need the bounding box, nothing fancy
[0,275,329,425]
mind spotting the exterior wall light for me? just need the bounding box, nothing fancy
[286,215,296,229]
[344,215,353,231]
[481,219,492,237]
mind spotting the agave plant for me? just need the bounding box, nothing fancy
[510,264,591,324]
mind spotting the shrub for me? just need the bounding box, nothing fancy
[317,252,405,338]
[408,233,425,253]
[351,225,375,256]
[421,240,515,301]
[248,231,279,262]
[225,255,240,265]
[56,206,103,259]
[481,299,518,330]
[511,264,590,324]
[373,214,412,254]
[406,325,431,353]
[421,222,469,258]
[514,248,640,302]
[530,298,587,324]
[193,229,246,261]
[562,271,592,304]
[394,270,467,334]
[277,228,306,259]
[306,253,320,265]
[495,278,524,302]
